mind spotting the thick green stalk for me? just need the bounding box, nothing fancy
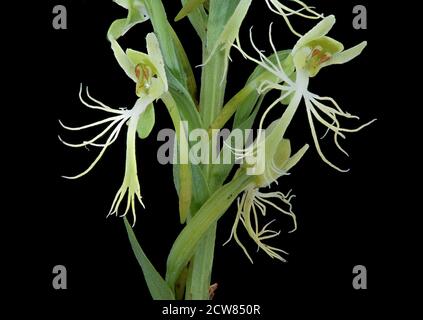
[163,92,215,300]
[181,0,238,300]
[162,91,211,299]
[199,51,228,128]
[198,0,241,128]
[184,223,217,299]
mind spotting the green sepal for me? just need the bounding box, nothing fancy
[136,104,155,139]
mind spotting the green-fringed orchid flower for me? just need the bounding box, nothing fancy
[264,0,323,37]
[236,15,375,172]
[60,33,168,225]
[225,113,309,263]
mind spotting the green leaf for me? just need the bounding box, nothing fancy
[167,69,204,130]
[171,149,209,224]
[136,104,155,139]
[169,27,198,102]
[124,218,175,300]
[206,0,241,47]
[177,122,192,224]
[178,0,208,41]
[161,93,193,225]
[190,164,211,213]
[166,173,253,290]
[209,94,264,191]
[178,164,192,224]
[175,0,206,21]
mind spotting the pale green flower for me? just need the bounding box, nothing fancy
[225,115,309,262]
[236,16,375,172]
[60,33,167,225]
[224,15,374,261]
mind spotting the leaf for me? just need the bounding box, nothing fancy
[178,0,208,41]
[124,218,175,300]
[190,164,210,213]
[166,173,253,290]
[161,93,193,225]
[175,0,206,22]
[209,94,264,191]
[169,27,197,102]
[206,0,241,47]
[177,122,192,224]
[167,69,203,130]
[136,104,155,139]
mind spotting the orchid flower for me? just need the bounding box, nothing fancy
[235,15,375,172]
[225,113,309,262]
[60,33,168,225]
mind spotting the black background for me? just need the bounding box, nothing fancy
[7,0,413,317]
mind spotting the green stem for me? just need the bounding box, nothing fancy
[181,0,239,299]
[184,223,217,299]
[199,50,228,129]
